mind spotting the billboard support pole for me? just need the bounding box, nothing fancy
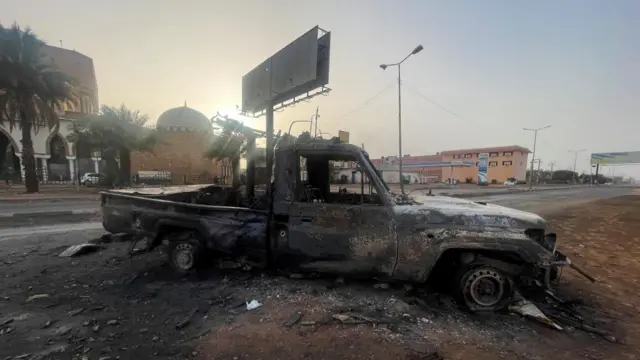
[264,102,274,269]
[266,105,274,188]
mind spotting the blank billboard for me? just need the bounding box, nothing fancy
[270,28,319,97]
[242,26,331,114]
[590,151,640,165]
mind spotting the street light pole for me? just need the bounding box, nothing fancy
[312,107,320,137]
[568,149,586,184]
[524,125,550,190]
[380,44,424,195]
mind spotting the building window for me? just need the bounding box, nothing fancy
[489,152,499,157]
[503,151,513,157]
[489,161,498,167]
[465,153,472,158]
[502,160,512,166]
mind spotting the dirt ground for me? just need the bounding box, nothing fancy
[1,195,639,360]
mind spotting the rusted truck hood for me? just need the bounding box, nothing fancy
[398,195,546,229]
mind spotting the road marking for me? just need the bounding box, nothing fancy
[0,222,103,240]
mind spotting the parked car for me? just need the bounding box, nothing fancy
[81,172,106,186]
[504,179,517,187]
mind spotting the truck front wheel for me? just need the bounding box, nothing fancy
[456,265,513,313]
[166,236,203,274]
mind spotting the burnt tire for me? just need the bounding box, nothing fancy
[456,265,513,313]
[166,234,203,274]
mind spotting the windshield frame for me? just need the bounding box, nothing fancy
[362,153,390,192]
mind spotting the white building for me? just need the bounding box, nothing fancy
[0,114,104,183]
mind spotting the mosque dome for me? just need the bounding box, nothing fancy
[156,104,210,132]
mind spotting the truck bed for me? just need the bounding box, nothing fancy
[101,184,268,234]
[129,195,268,256]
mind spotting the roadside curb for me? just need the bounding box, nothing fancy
[0,196,100,203]
[445,186,581,199]
[0,209,99,219]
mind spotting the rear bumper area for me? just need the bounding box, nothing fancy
[102,206,133,234]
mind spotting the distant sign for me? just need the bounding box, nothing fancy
[477,153,489,184]
[591,151,640,165]
[338,130,349,144]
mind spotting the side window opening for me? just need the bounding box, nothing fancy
[297,153,381,205]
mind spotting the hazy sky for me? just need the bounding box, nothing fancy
[3,0,639,177]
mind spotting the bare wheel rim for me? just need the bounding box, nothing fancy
[464,268,506,308]
[173,243,195,271]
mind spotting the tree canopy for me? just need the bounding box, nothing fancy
[67,104,157,186]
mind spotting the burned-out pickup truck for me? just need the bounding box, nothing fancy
[100,134,580,312]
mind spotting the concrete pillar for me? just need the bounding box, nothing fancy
[91,157,100,173]
[40,158,48,182]
[67,158,75,182]
[16,153,25,182]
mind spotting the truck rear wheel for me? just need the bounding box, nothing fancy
[456,265,513,313]
[166,236,203,274]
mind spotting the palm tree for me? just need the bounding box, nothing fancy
[0,23,77,192]
[205,116,274,189]
[205,125,247,189]
[68,105,157,186]
[97,104,150,183]
[101,103,149,127]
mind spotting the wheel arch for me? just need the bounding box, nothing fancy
[153,219,208,247]
[425,244,533,285]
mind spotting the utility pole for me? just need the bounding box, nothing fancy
[380,44,424,195]
[524,125,551,189]
[568,149,586,184]
[546,161,556,183]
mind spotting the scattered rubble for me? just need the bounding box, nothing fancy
[58,244,104,257]
[245,300,262,311]
[176,309,198,329]
[25,294,50,302]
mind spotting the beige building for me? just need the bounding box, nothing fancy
[130,105,232,184]
[441,145,530,183]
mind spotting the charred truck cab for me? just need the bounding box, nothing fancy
[100,134,578,313]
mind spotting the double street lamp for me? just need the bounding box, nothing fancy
[524,125,551,189]
[380,44,424,195]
